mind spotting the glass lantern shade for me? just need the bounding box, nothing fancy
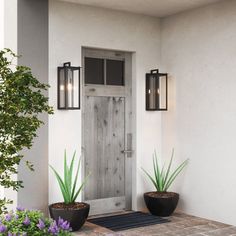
[146,69,168,111]
[57,62,81,110]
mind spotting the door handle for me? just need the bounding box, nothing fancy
[121,150,133,154]
[123,133,133,158]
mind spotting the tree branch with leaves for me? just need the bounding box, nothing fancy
[0,48,53,213]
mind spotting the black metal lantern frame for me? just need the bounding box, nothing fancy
[146,69,168,111]
[58,62,81,110]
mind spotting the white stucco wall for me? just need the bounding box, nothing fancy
[3,0,18,211]
[3,0,49,213]
[4,0,234,224]
[0,1,4,49]
[161,0,236,225]
[17,0,49,214]
[49,0,162,210]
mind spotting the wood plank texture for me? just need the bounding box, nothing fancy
[84,85,125,97]
[86,196,126,215]
[84,96,125,200]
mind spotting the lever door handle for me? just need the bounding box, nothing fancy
[123,133,133,158]
[121,150,133,154]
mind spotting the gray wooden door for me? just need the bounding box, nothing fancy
[82,48,132,215]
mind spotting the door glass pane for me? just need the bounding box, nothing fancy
[67,69,74,108]
[59,68,66,108]
[147,75,157,110]
[85,57,104,84]
[67,69,79,108]
[159,75,167,109]
[106,59,124,86]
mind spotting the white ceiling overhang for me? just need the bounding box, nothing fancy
[58,0,223,17]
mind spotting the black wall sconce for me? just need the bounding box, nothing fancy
[146,69,168,111]
[58,62,81,110]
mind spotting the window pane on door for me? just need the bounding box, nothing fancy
[85,57,104,85]
[106,59,124,86]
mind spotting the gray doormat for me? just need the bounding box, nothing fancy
[88,211,169,231]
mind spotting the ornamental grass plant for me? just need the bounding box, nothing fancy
[50,151,90,205]
[142,150,189,192]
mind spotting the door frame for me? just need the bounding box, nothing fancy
[81,47,134,215]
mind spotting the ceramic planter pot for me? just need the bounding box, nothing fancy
[144,192,179,217]
[49,202,90,231]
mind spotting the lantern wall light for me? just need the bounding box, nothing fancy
[58,62,81,110]
[146,69,168,111]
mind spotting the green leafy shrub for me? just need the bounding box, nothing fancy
[0,48,53,213]
[0,207,72,235]
[50,151,90,204]
[142,150,189,192]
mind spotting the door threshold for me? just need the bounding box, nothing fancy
[88,210,133,219]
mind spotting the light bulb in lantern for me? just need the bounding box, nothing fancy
[67,83,73,91]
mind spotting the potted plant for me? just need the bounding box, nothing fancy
[49,151,90,231]
[142,150,188,217]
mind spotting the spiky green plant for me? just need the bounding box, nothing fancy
[142,150,188,192]
[50,151,90,204]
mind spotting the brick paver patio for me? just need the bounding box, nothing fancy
[74,211,236,236]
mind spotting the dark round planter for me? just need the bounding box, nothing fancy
[144,192,179,217]
[49,202,90,232]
